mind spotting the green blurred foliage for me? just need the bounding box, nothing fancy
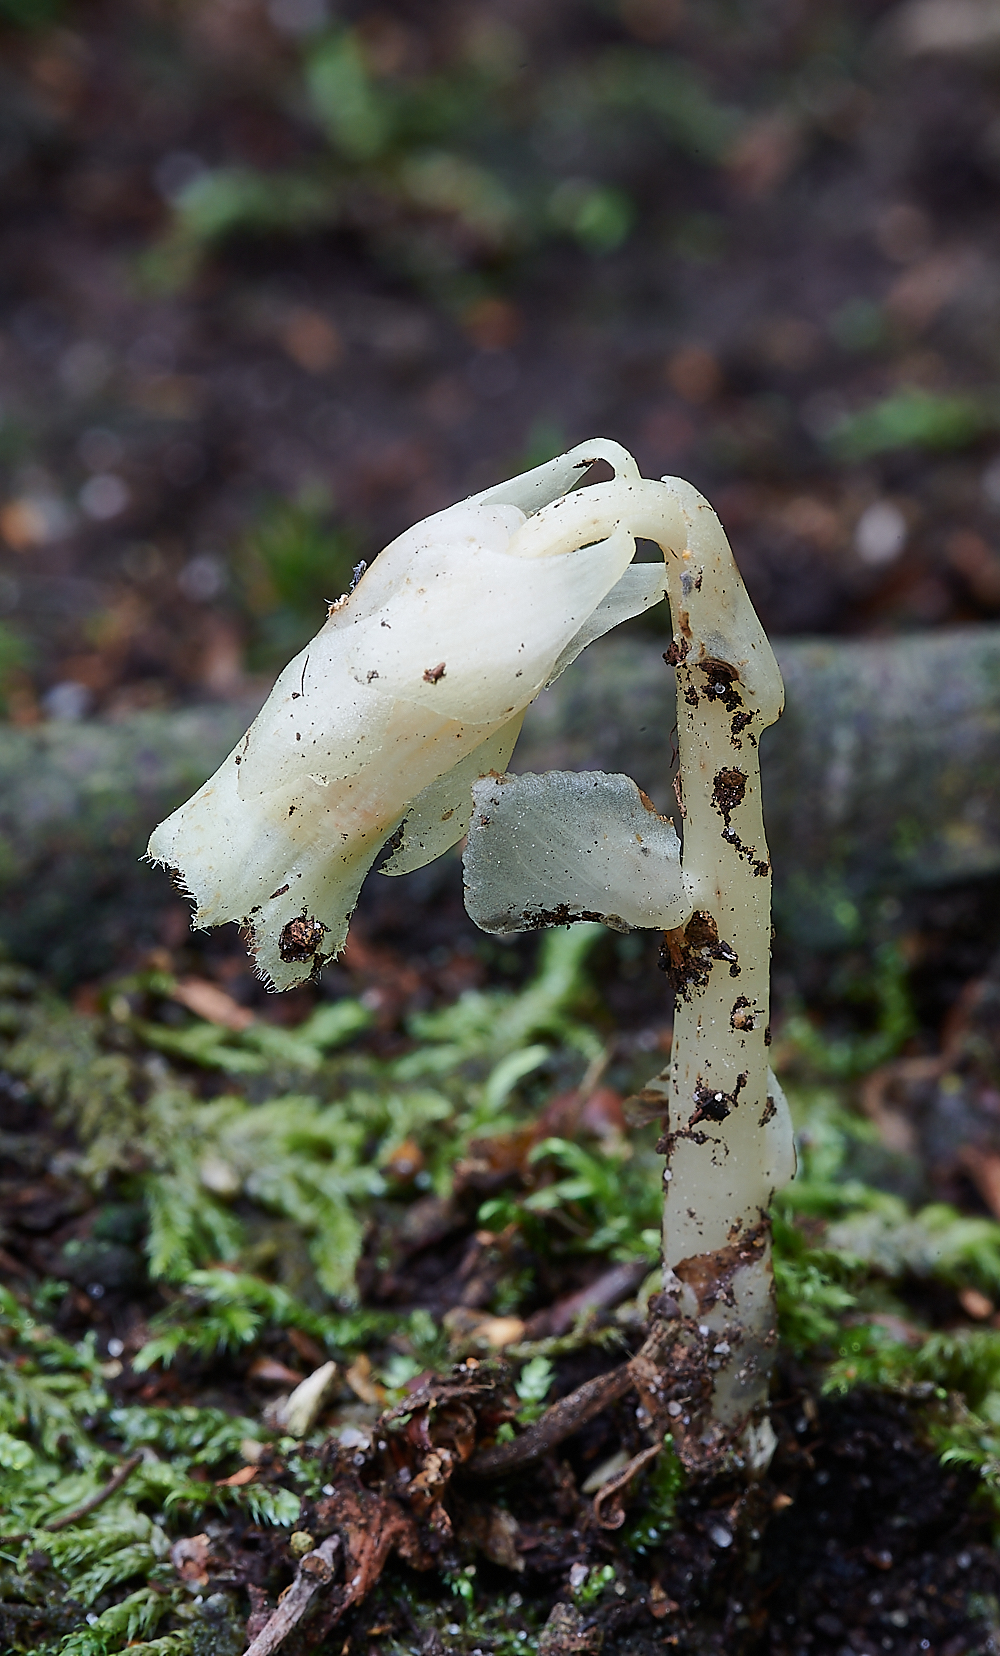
[571,1562,617,1604]
[0,0,62,27]
[150,21,742,301]
[827,386,995,461]
[0,621,30,715]
[623,1438,685,1553]
[513,1353,555,1422]
[238,493,362,668]
[0,930,607,1316]
[779,941,917,1083]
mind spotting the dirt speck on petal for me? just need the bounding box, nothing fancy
[279,913,328,963]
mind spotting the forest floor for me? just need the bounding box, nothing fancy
[4,0,1000,1651]
[4,903,1000,1656]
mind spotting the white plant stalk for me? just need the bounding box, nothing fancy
[630,478,795,1468]
[148,439,795,1464]
[462,466,795,1464]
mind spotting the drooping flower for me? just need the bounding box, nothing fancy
[148,440,668,988]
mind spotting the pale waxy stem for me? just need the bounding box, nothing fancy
[511,473,794,1463]
[650,479,794,1467]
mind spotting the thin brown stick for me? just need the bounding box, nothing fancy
[242,1535,340,1656]
[466,1363,636,1477]
[593,1441,662,1529]
[46,1453,144,1532]
[522,1259,650,1340]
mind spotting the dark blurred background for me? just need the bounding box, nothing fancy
[2,0,1000,724]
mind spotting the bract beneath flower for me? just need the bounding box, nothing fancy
[147,440,665,989]
[463,770,692,936]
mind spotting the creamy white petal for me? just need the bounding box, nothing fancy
[469,437,640,517]
[235,518,634,805]
[147,459,641,989]
[379,711,526,877]
[545,561,668,686]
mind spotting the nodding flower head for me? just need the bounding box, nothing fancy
[147,440,669,988]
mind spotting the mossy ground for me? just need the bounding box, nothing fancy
[3,921,1000,1653]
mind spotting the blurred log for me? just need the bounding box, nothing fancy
[521,626,1000,950]
[1,627,998,977]
[0,701,256,978]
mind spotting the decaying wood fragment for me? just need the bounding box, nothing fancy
[310,1480,430,1638]
[538,1601,604,1654]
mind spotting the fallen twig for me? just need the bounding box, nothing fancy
[467,1362,636,1477]
[46,1453,144,1531]
[242,1535,340,1656]
[592,1441,662,1529]
[522,1259,650,1340]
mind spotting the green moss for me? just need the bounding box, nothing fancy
[623,1440,685,1553]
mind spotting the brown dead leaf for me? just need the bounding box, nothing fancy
[885,250,979,332]
[431,1399,478,1464]
[287,1327,328,1368]
[726,111,803,199]
[443,1308,526,1350]
[665,345,722,405]
[959,1144,1000,1221]
[0,497,61,550]
[172,976,254,1032]
[345,1353,384,1406]
[381,1137,425,1183]
[649,1580,679,1618]
[281,308,343,374]
[960,1286,995,1320]
[455,1128,537,1192]
[216,1464,257,1488]
[408,1448,455,1529]
[170,1533,211,1586]
[462,297,522,351]
[461,1503,524,1571]
[249,1356,306,1386]
[947,530,1000,608]
[578,1086,626,1140]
